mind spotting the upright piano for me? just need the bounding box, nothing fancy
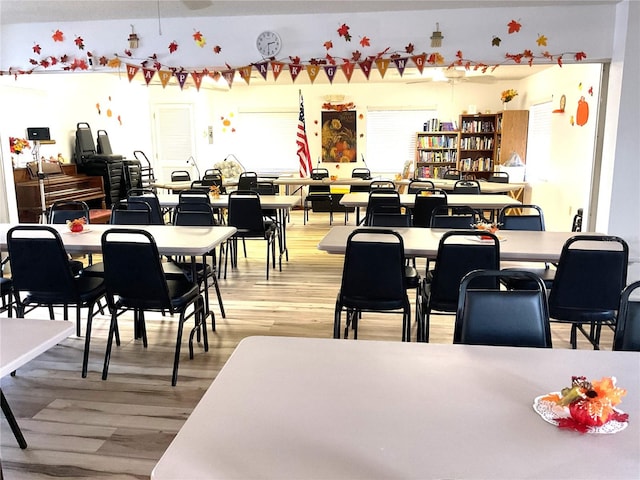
[13,163,106,223]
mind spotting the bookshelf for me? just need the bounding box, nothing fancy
[414,131,459,179]
[457,113,498,178]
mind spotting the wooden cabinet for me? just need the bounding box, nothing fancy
[414,131,459,179]
[496,110,529,166]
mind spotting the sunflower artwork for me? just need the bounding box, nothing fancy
[321,110,357,163]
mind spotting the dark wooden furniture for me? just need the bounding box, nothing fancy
[13,164,105,223]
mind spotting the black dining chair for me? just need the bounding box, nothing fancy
[100,228,207,386]
[334,229,411,341]
[488,171,510,183]
[430,205,479,229]
[452,179,481,194]
[350,168,371,193]
[548,235,628,349]
[7,225,106,377]
[412,189,448,227]
[238,171,258,191]
[304,168,333,225]
[442,169,461,180]
[369,180,396,191]
[454,269,551,347]
[418,230,500,342]
[363,190,401,226]
[170,170,191,182]
[1,252,13,317]
[613,281,640,351]
[407,179,435,194]
[127,188,166,225]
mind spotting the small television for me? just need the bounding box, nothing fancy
[26,127,51,141]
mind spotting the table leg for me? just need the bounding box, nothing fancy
[278,208,289,262]
[1,389,27,449]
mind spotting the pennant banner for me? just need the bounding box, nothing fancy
[142,68,155,86]
[239,65,252,85]
[289,64,303,83]
[306,65,320,84]
[126,64,139,82]
[411,54,427,74]
[323,65,337,84]
[191,71,203,91]
[255,61,269,80]
[393,57,408,77]
[358,59,373,79]
[158,70,173,88]
[341,62,355,82]
[222,69,235,88]
[375,58,390,79]
[175,71,189,90]
[271,61,284,81]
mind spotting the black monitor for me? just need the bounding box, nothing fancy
[26,127,51,141]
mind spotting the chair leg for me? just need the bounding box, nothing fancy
[102,310,119,381]
[81,302,97,378]
[172,314,187,387]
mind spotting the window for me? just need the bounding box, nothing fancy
[365,108,436,174]
[235,111,298,174]
[526,101,552,182]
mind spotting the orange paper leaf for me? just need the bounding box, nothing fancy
[324,40,333,50]
[507,20,522,34]
[359,36,370,48]
[52,29,64,42]
[74,36,85,49]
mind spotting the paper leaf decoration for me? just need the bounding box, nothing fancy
[405,43,415,54]
[337,23,351,41]
[359,36,370,48]
[168,41,178,53]
[52,29,64,42]
[193,31,206,47]
[324,41,333,50]
[107,57,121,68]
[33,44,41,54]
[213,45,221,54]
[536,34,548,47]
[507,20,522,34]
[575,51,587,61]
[74,36,85,49]
[492,36,502,47]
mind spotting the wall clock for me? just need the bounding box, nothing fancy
[256,31,282,57]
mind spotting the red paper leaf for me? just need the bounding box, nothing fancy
[60,54,69,63]
[359,36,370,48]
[289,56,301,64]
[575,51,587,61]
[99,56,108,66]
[29,58,38,65]
[557,55,563,67]
[33,44,42,54]
[40,59,50,68]
[154,61,162,70]
[588,86,594,96]
[507,20,522,34]
[124,49,132,57]
[193,31,203,42]
[456,50,463,60]
[50,57,58,65]
[523,49,534,58]
[405,43,415,54]
[168,41,178,53]
[324,40,333,50]
[326,53,336,65]
[351,50,361,62]
[337,23,350,38]
[213,45,222,54]
[75,36,85,49]
[52,29,64,42]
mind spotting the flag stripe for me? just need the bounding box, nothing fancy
[297,90,313,178]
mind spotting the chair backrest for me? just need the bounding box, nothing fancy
[549,235,628,319]
[311,168,330,180]
[572,208,583,232]
[370,180,396,190]
[110,202,152,225]
[366,190,401,224]
[412,189,448,227]
[443,169,461,180]
[339,229,408,308]
[428,230,501,312]
[204,168,223,177]
[127,188,165,225]
[101,229,172,311]
[227,190,266,233]
[430,205,478,229]
[454,269,552,347]
[7,226,79,303]
[173,203,217,227]
[238,172,258,191]
[254,181,278,195]
[498,204,545,231]
[178,189,212,211]
[48,200,90,225]
[408,179,435,194]
[368,205,412,227]
[123,162,143,191]
[614,281,640,351]
[453,180,481,194]
[351,168,371,179]
[171,170,191,182]
[488,171,510,183]
[201,173,224,189]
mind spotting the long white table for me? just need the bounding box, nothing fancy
[152,336,640,479]
[339,192,520,224]
[1,318,75,448]
[317,226,609,263]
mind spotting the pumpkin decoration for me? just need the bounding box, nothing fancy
[576,96,589,126]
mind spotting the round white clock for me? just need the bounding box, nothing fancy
[256,31,282,57]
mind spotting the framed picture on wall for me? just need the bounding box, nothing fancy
[321,110,357,163]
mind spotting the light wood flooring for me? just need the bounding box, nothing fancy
[0,210,613,479]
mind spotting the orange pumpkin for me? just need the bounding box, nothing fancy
[576,96,589,126]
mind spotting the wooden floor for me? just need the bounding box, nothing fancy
[0,210,613,479]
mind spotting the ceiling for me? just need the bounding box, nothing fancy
[0,0,620,25]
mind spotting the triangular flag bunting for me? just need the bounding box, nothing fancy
[191,71,203,91]
[255,61,269,80]
[158,70,173,88]
[222,69,235,88]
[270,61,284,81]
[289,64,303,83]
[411,54,427,74]
[306,65,320,84]
[239,65,252,85]
[375,58,390,78]
[175,71,189,90]
[341,62,355,82]
[142,68,155,86]
[323,65,337,84]
[358,59,373,79]
[393,57,408,77]
[126,64,139,82]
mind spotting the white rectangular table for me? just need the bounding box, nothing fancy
[1,318,75,448]
[317,226,584,263]
[152,336,640,479]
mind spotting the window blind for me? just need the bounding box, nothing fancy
[526,101,552,181]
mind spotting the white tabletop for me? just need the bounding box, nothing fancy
[0,223,237,257]
[340,192,521,210]
[155,194,299,210]
[152,336,640,480]
[317,226,610,263]
[1,318,75,377]
[152,178,238,191]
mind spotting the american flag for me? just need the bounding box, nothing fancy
[296,90,313,178]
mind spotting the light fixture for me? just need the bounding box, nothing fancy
[430,23,444,48]
[128,25,140,49]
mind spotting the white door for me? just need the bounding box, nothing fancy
[152,104,195,181]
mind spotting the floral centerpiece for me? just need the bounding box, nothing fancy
[534,376,629,433]
[472,221,500,239]
[213,159,244,179]
[501,89,518,103]
[9,137,30,155]
[209,185,221,199]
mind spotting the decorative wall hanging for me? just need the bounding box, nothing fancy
[321,110,357,163]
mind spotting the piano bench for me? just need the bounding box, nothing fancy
[89,209,111,224]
